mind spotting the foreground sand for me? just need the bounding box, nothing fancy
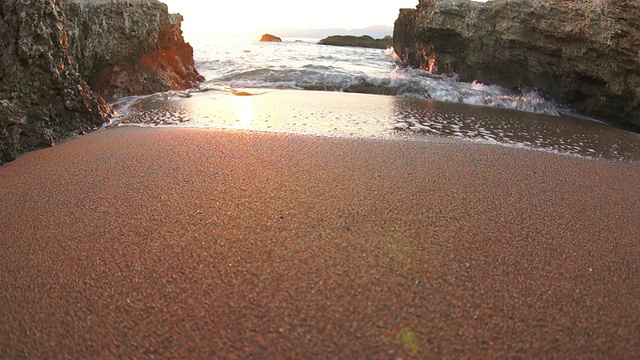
[1,127,639,358]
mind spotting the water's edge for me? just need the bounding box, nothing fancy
[109,88,640,163]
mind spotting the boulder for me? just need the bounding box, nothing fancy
[260,34,282,42]
[393,0,640,131]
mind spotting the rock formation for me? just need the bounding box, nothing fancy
[0,0,202,165]
[319,35,393,49]
[394,0,640,131]
[260,34,282,42]
[64,0,203,101]
[0,0,110,164]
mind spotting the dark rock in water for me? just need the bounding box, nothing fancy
[0,0,110,165]
[260,34,282,42]
[393,0,640,131]
[319,35,392,49]
[64,0,204,101]
[0,0,203,165]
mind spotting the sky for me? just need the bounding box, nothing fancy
[161,0,420,38]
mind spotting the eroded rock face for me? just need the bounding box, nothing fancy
[394,0,640,131]
[64,0,203,101]
[0,0,110,164]
[0,0,203,165]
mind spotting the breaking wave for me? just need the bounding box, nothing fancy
[193,37,572,117]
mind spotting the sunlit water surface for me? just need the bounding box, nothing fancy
[111,89,640,162]
[108,37,640,162]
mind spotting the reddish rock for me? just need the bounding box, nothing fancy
[64,1,204,101]
[260,33,282,42]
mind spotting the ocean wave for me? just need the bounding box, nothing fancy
[206,65,567,116]
[192,37,571,117]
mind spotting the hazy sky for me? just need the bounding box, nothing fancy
[161,0,420,38]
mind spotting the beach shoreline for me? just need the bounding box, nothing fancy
[1,127,639,357]
[110,88,640,162]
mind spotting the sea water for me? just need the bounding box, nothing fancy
[192,37,563,114]
[111,37,640,162]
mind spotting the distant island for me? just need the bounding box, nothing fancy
[266,25,392,39]
[319,35,392,49]
[260,34,282,42]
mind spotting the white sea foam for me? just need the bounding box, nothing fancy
[190,37,575,117]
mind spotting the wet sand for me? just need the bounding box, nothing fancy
[1,127,639,358]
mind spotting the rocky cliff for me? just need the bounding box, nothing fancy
[394,0,640,131]
[0,0,202,165]
[0,0,110,164]
[64,0,203,101]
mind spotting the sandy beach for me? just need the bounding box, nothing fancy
[1,126,639,358]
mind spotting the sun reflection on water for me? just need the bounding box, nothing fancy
[112,89,640,162]
[229,95,254,129]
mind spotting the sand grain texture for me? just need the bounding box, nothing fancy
[1,127,639,358]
